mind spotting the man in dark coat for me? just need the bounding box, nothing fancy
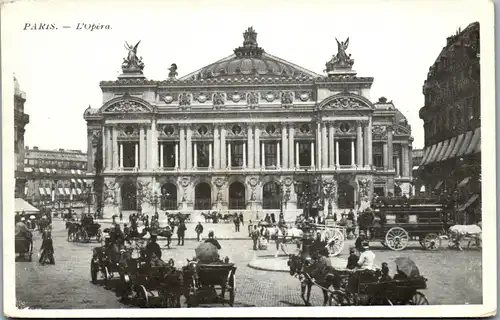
[195,222,204,241]
[239,212,244,226]
[234,216,240,232]
[146,234,162,260]
[346,246,359,269]
[177,221,186,246]
[204,231,221,249]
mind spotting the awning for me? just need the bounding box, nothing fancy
[419,147,431,166]
[64,188,70,195]
[458,177,471,188]
[24,187,28,195]
[52,168,57,174]
[71,189,77,195]
[429,141,443,163]
[423,144,437,165]
[76,188,82,195]
[58,188,65,195]
[436,139,449,162]
[77,170,82,175]
[39,187,46,195]
[442,136,457,161]
[450,133,464,159]
[458,193,480,211]
[24,167,33,173]
[457,130,473,157]
[433,181,444,190]
[15,198,40,213]
[45,187,51,195]
[71,169,76,175]
[465,128,480,155]
[71,178,77,183]
[78,179,85,184]
[412,165,420,171]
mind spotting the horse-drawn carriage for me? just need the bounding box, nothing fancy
[67,221,103,243]
[357,197,451,251]
[166,212,191,224]
[15,235,33,262]
[182,259,237,307]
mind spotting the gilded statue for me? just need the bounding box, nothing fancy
[122,41,145,71]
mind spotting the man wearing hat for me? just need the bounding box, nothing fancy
[357,241,376,270]
[146,233,162,260]
[346,246,359,270]
[355,230,366,254]
[204,231,221,250]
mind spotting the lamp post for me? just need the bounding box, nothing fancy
[153,191,159,216]
[86,185,92,216]
[278,183,290,226]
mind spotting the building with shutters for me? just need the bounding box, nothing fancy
[23,146,89,210]
[14,76,30,198]
[84,27,414,220]
[418,22,481,223]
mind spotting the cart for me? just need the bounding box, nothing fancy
[79,223,103,243]
[15,236,33,262]
[358,197,450,251]
[183,260,237,307]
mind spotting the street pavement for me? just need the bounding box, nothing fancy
[15,219,482,308]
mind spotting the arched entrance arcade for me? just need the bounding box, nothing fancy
[161,183,177,210]
[228,181,246,209]
[194,182,212,210]
[121,181,137,211]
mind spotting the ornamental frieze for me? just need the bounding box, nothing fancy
[393,125,410,136]
[90,130,101,147]
[227,124,247,137]
[295,91,312,102]
[296,123,313,136]
[260,91,279,103]
[260,123,282,137]
[334,121,355,135]
[193,92,212,103]
[179,93,192,106]
[193,124,213,137]
[281,91,294,107]
[246,92,259,108]
[357,178,372,201]
[323,97,366,110]
[161,94,178,104]
[225,92,245,103]
[157,124,178,137]
[104,100,150,113]
[213,92,225,107]
[372,125,387,140]
[117,124,139,137]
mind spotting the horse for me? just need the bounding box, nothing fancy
[66,222,81,241]
[287,254,340,306]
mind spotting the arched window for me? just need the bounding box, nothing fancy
[294,181,310,209]
[121,181,137,211]
[194,182,211,210]
[229,182,246,209]
[160,183,177,210]
[262,181,280,209]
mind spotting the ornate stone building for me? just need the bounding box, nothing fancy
[14,76,30,199]
[418,22,480,223]
[84,28,414,220]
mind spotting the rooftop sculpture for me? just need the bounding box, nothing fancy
[325,37,355,73]
[122,41,145,73]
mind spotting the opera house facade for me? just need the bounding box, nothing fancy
[84,28,414,220]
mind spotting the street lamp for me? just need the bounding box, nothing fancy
[278,183,290,226]
[153,191,159,216]
[86,185,92,216]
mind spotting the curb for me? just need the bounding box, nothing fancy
[247,262,289,273]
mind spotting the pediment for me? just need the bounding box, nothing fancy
[318,93,374,110]
[101,96,154,113]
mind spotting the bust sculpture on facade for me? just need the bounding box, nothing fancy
[122,41,145,72]
[325,37,355,72]
[168,63,178,79]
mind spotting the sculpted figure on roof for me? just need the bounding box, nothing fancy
[122,41,145,72]
[325,37,354,72]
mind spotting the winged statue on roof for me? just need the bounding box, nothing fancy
[122,41,145,71]
[325,37,354,72]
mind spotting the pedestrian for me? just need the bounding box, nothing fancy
[251,225,259,250]
[164,225,172,249]
[239,212,244,226]
[357,241,376,270]
[195,222,204,241]
[248,219,253,237]
[270,213,276,224]
[264,213,271,224]
[355,230,366,254]
[177,220,186,246]
[346,246,359,270]
[119,212,123,222]
[234,215,240,232]
[39,230,55,265]
[112,215,116,224]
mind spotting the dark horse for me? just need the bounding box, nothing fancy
[287,254,340,306]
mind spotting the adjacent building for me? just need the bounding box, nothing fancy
[418,22,480,223]
[84,28,414,220]
[14,76,30,198]
[411,148,424,195]
[23,146,89,209]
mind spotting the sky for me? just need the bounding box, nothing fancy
[2,0,488,152]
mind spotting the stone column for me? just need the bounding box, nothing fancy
[247,127,253,169]
[112,127,119,169]
[277,141,281,168]
[227,143,232,169]
[179,126,186,169]
[407,145,413,177]
[119,143,124,168]
[315,124,321,169]
[295,142,299,168]
[151,120,158,169]
[134,143,139,168]
[396,156,401,176]
[243,143,247,168]
[214,126,220,169]
[221,127,227,169]
[101,127,107,170]
[356,122,363,167]
[160,143,164,168]
[87,130,93,172]
[387,126,394,170]
[209,143,213,168]
[146,124,152,169]
[364,125,370,167]
[186,127,193,169]
[254,126,260,168]
[335,140,340,166]
[193,143,198,168]
[139,126,145,170]
[383,143,388,169]
[350,140,355,167]
[328,124,334,168]
[288,126,295,168]
[367,119,373,166]
[311,142,315,167]
[321,124,328,169]
[281,125,288,169]
[175,143,179,169]
[261,142,265,168]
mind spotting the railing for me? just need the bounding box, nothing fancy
[228,199,246,209]
[194,199,211,210]
[160,199,177,211]
[262,198,281,209]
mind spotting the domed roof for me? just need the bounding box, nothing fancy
[180,27,321,80]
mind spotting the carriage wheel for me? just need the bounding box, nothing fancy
[324,228,345,257]
[91,261,98,283]
[81,230,89,243]
[329,291,348,306]
[385,227,409,251]
[68,232,74,242]
[407,292,429,305]
[137,285,149,307]
[422,233,441,251]
[103,266,110,283]
[228,272,236,307]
